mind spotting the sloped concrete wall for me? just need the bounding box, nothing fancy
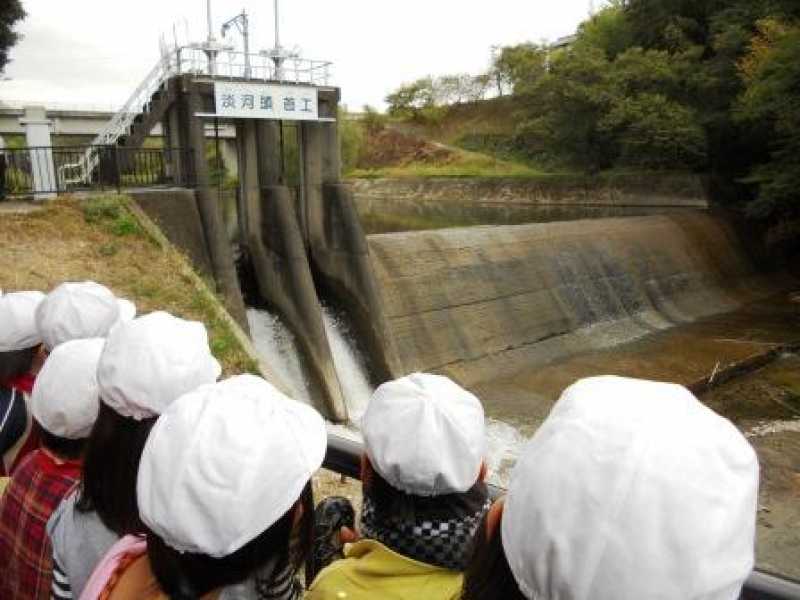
[306,183,402,380]
[368,213,785,387]
[245,185,348,422]
[128,189,213,278]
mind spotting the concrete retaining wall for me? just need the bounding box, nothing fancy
[351,177,708,231]
[368,213,785,388]
[128,189,213,277]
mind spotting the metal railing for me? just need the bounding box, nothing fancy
[173,46,333,86]
[62,46,332,185]
[323,432,800,600]
[0,145,194,197]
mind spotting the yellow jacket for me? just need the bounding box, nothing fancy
[305,539,463,600]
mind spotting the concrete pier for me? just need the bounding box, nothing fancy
[247,185,348,421]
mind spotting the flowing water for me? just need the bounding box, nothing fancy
[246,308,311,403]
[247,306,526,486]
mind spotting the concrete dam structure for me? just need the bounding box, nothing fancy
[104,51,791,435]
[367,212,786,390]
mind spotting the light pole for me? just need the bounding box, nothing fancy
[274,0,281,52]
[203,0,220,75]
[222,10,251,78]
[207,0,214,42]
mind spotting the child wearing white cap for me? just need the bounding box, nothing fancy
[306,373,490,600]
[36,281,136,352]
[0,291,46,476]
[461,375,760,600]
[0,338,104,600]
[47,311,221,600]
[82,374,327,599]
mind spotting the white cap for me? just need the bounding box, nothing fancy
[137,374,327,557]
[362,373,486,496]
[502,376,759,600]
[0,291,46,352]
[36,281,137,350]
[97,311,221,420]
[31,338,105,439]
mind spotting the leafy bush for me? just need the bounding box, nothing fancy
[81,196,142,237]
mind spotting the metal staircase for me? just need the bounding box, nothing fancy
[60,46,333,186]
[60,56,176,185]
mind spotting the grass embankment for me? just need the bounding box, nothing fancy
[344,98,700,183]
[0,195,257,375]
[345,120,552,180]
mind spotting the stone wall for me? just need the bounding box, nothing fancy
[351,177,708,231]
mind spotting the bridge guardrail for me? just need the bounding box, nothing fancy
[0,145,195,198]
[323,431,800,600]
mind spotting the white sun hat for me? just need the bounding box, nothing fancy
[137,374,327,557]
[361,372,486,496]
[97,311,221,420]
[31,337,105,439]
[502,375,759,600]
[36,281,137,350]
[0,291,46,352]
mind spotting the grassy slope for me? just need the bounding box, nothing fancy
[346,97,574,179]
[0,196,257,375]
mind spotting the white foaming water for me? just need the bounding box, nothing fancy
[246,308,311,403]
[485,418,527,488]
[321,307,375,423]
[248,306,527,489]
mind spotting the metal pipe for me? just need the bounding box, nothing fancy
[274,0,280,50]
[243,10,250,78]
[206,0,214,42]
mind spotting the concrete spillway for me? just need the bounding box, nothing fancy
[368,212,786,390]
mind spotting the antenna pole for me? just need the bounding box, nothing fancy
[243,10,250,77]
[207,0,214,41]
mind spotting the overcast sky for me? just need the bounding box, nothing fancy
[0,0,593,111]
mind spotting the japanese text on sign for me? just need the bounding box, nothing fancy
[213,82,319,121]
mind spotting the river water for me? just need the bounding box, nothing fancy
[248,293,800,579]
[247,306,527,486]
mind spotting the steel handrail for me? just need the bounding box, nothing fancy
[323,432,800,600]
[175,46,332,85]
[61,56,176,184]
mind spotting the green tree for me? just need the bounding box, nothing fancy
[337,107,366,174]
[361,105,387,134]
[600,93,707,168]
[385,78,436,118]
[0,0,25,72]
[492,43,547,94]
[577,1,635,59]
[736,20,800,218]
[519,45,616,170]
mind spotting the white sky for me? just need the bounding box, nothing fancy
[0,0,592,111]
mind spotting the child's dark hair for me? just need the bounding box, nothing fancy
[461,510,526,600]
[148,482,315,599]
[0,346,38,381]
[365,465,488,523]
[39,426,86,460]
[76,401,157,536]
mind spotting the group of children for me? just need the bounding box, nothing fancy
[0,280,760,600]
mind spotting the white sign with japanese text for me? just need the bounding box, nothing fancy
[213,82,319,121]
